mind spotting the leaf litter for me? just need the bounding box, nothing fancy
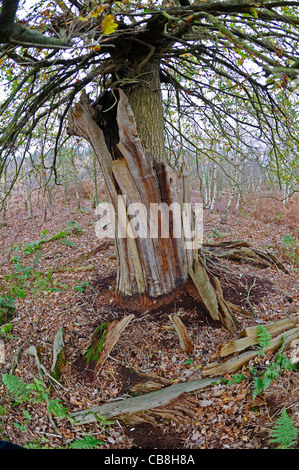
[0,187,298,449]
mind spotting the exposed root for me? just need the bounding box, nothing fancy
[203,240,289,274]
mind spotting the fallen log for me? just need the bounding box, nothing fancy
[203,326,299,376]
[69,376,222,425]
[219,316,299,357]
[239,316,299,338]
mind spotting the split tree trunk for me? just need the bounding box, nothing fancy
[67,63,237,331]
[68,88,195,299]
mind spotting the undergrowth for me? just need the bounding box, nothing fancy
[270,408,298,449]
[225,326,298,448]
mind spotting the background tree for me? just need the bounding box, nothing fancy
[1,0,299,331]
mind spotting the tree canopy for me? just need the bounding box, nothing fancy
[0,0,299,197]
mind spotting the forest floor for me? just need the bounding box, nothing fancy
[0,183,298,451]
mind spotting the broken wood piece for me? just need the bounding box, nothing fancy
[128,392,199,426]
[189,259,238,332]
[239,317,299,338]
[203,326,299,376]
[85,314,134,373]
[225,301,252,318]
[203,241,289,274]
[126,370,173,394]
[188,259,219,321]
[69,376,222,425]
[51,327,66,380]
[218,335,261,358]
[261,326,299,354]
[219,317,299,357]
[202,350,258,377]
[213,277,238,333]
[169,313,193,353]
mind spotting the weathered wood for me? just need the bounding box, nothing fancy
[203,326,299,376]
[169,314,193,353]
[214,277,238,333]
[128,393,199,426]
[203,350,258,376]
[203,240,289,273]
[67,88,198,299]
[111,158,146,294]
[129,371,173,394]
[67,90,118,206]
[219,317,299,357]
[51,327,66,380]
[219,335,260,358]
[67,89,243,334]
[69,376,222,425]
[86,314,134,373]
[239,317,299,338]
[225,301,252,318]
[188,258,238,332]
[188,259,220,321]
[114,92,194,297]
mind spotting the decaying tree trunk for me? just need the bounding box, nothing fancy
[68,88,194,298]
[67,68,237,332]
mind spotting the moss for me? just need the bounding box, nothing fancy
[85,322,108,364]
[51,349,66,381]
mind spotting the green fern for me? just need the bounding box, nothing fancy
[47,399,70,419]
[262,362,281,390]
[252,376,264,400]
[256,325,272,353]
[251,347,297,399]
[270,409,298,449]
[1,374,31,402]
[225,373,247,386]
[69,434,105,449]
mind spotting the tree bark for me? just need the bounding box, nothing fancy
[68,88,195,299]
[126,61,166,163]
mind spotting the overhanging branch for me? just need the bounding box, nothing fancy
[8,23,71,49]
[0,0,71,49]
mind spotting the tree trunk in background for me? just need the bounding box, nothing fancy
[67,61,238,332]
[62,156,69,206]
[210,164,217,213]
[221,152,238,223]
[0,165,7,226]
[71,158,80,209]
